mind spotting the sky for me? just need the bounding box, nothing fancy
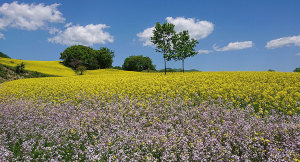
[0,0,300,72]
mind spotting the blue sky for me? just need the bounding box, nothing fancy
[0,0,299,71]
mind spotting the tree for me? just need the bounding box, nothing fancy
[151,22,176,75]
[60,45,114,70]
[122,55,155,72]
[172,30,199,73]
[76,66,87,75]
[95,47,114,69]
[294,67,300,72]
[60,45,96,69]
[0,52,10,58]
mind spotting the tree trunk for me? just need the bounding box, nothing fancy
[182,59,184,73]
[164,57,167,75]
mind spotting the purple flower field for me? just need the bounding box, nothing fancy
[0,96,299,161]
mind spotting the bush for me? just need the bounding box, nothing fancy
[112,66,122,70]
[76,66,87,75]
[122,55,155,72]
[15,62,25,73]
[294,67,300,72]
[268,69,275,72]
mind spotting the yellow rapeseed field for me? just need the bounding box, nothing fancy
[0,71,299,115]
[0,57,75,76]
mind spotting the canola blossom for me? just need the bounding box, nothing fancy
[0,71,299,115]
[0,58,75,76]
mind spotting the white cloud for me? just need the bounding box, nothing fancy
[136,27,154,46]
[137,17,214,46]
[197,49,212,54]
[296,53,300,56]
[48,27,60,35]
[166,17,214,40]
[48,24,114,46]
[0,32,4,39]
[0,1,65,31]
[213,41,254,51]
[64,22,72,28]
[266,35,300,49]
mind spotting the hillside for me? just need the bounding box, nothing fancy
[0,63,55,83]
[0,57,75,77]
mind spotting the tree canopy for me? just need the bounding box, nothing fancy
[122,55,155,72]
[172,30,199,73]
[151,22,176,75]
[60,45,114,70]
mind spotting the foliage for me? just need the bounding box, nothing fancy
[172,30,199,73]
[76,66,87,75]
[0,71,299,115]
[0,51,10,58]
[60,45,97,69]
[0,57,75,76]
[0,97,298,161]
[112,66,122,70]
[151,22,176,75]
[268,69,275,72]
[94,47,114,69]
[15,62,25,73]
[60,45,115,70]
[294,67,300,72]
[122,55,155,72]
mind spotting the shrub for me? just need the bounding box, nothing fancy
[122,55,155,72]
[112,66,122,70]
[76,66,87,75]
[15,62,25,73]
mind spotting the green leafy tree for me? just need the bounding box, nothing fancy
[60,45,114,70]
[294,67,300,72]
[60,45,97,69]
[151,22,176,75]
[172,30,198,73]
[122,55,155,72]
[76,66,87,75]
[95,47,114,69]
[0,52,10,58]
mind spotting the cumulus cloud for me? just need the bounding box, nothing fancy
[0,1,65,31]
[197,49,212,54]
[48,24,114,46]
[266,35,300,49]
[136,27,154,46]
[166,17,214,40]
[0,32,4,39]
[213,41,254,52]
[137,17,214,46]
